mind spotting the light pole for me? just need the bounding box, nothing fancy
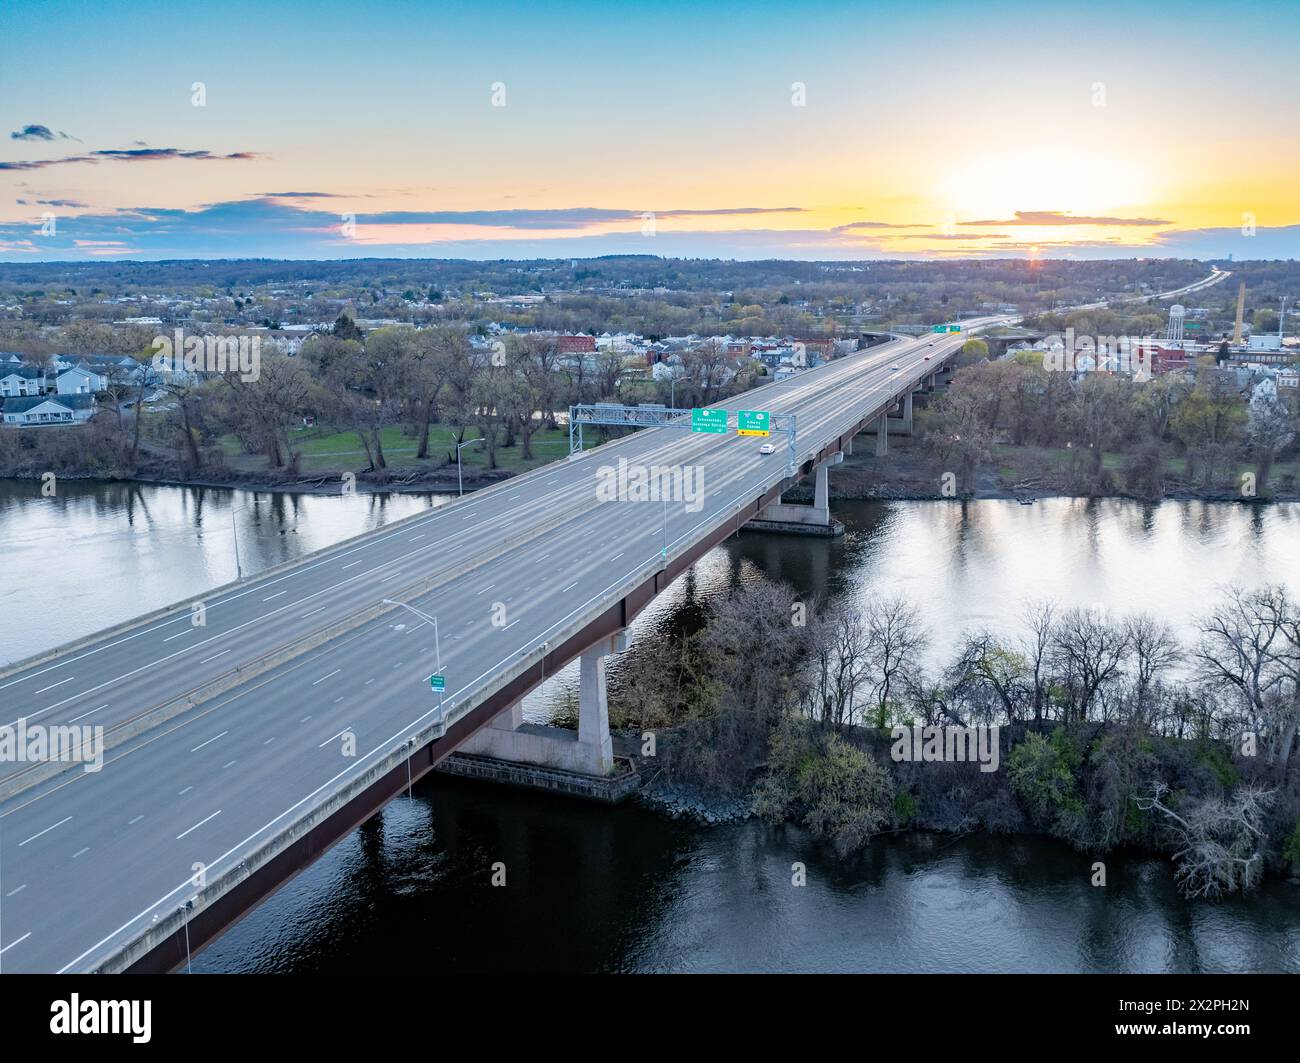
[231,504,243,580]
[383,599,444,725]
[456,437,485,496]
[229,494,264,581]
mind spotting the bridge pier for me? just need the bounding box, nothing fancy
[887,391,913,435]
[452,632,625,777]
[742,452,844,537]
[875,414,888,456]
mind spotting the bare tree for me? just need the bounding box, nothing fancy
[1196,585,1300,770]
[1050,606,1132,723]
[1134,781,1274,898]
[1125,613,1182,728]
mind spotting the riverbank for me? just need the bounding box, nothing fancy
[787,434,1300,503]
[0,462,509,496]
[616,719,1300,892]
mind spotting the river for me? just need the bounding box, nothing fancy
[1,478,1298,971]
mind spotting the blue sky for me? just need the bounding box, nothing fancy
[2,0,1298,260]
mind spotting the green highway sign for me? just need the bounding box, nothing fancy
[691,407,728,434]
[932,324,962,333]
[429,674,445,692]
[737,410,771,437]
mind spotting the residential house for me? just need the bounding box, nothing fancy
[2,394,96,426]
[0,365,46,398]
[55,365,107,395]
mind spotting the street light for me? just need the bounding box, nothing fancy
[228,494,265,581]
[456,437,485,496]
[382,598,444,726]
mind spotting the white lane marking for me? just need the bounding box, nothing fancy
[176,810,222,840]
[222,760,237,769]
[189,731,228,753]
[5,884,27,897]
[18,816,72,847]
[312,669,342,686]
[562,581,579,592]
[162,630,191,642]
[409,534,425,541]
[33,677,74,695]
[502,619,520,631]
[364,678,375,685]
[69,704,107,723]
[199,650,231,664]
[300,607,326,619]
[0,933,32,955]
[263,591,287,601]
[333,696,344,704]
[178,786,193,796]
[474,584,496,596]
[319,728,351,748]
[263,736,276,745]
[341,560,364,569]
[128,815,144,826]
[610,552,624,561]
[71,846,90,859]
[300,715,312,723]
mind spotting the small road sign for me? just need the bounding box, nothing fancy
[429,674,445,692]
[691,407,728,434]
[737,410,771,436]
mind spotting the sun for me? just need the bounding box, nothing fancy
[938,152,1155,225]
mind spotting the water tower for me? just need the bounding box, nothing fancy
[1165,304,1186,345]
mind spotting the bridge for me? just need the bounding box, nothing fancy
[0,318,1001,972]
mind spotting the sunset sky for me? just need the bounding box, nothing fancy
[2,0,1297,260]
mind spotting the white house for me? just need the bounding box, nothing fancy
[2,394,96,426]
[55,365,107,395]
[1250,377,1279,407]
[0,365,46,397]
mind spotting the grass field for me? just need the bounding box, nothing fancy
[219,423,574,477]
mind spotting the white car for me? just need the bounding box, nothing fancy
[889,364,901,371]
[759,443,777,455]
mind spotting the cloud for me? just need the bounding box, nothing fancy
[962,210,1174,227]
[831,221,930,234]
[0,148,260,171]
[9,124,79,142]
[0,196,1295,262]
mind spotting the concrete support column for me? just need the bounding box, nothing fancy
[578,633,625,775]
[875,413,889,456]
[811,463,830,523]
[844,434,853,457]
[490,699,523,731]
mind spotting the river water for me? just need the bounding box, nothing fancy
[2,479,1298,971]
